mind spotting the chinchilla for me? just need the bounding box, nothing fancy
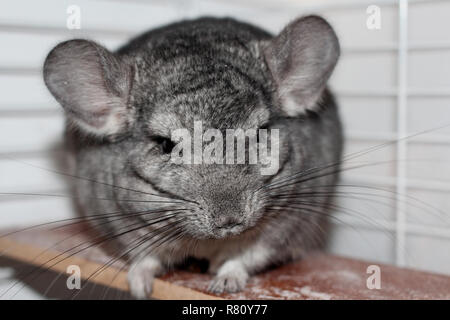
[43,16,343,298]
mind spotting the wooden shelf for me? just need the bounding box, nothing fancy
[0,224,449,299]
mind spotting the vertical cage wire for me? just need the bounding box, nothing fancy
[395,0,409,267]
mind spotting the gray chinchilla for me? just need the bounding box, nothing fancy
[43,16,343,298]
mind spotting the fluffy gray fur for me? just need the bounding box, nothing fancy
[43,16,343,298]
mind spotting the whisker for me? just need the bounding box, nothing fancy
[0,154,199,204]
[0,207,190,260]
[265,202,403,260]
[0,201,190,240]
[267,187,450,225]
[265,159,400,193]
[262,123,450,191]
[270,205,385,259]
[4,208,189,276]
[0,192,187,204]
[78,219,188,300]
[2,212,182,298]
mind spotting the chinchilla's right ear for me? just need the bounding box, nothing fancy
[43,39,134,140]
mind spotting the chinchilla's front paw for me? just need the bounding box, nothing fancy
[207,260,248,294]
[127,256,163,299]
[208,273,248,294]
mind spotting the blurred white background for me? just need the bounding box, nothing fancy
[0,0,449,299]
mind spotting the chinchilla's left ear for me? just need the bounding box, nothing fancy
[263,15,340,116]
[43,39,134,140]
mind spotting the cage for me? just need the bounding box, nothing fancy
[0,0,449,299]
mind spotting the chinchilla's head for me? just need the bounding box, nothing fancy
[43,16,339,240]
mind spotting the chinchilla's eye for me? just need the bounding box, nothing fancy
[154,136,175,154]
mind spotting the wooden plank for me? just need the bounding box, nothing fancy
[0,237,219,300]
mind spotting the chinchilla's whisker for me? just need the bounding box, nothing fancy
[269,199,386,232]
[269,200,400,251]
[49,207,190,232]
[0,207,189,262]
[265,159,400,193]
[268,207,327,249]
[268,204,379,255]
[265,155,450,196]
[175,232,197,267]
[9,218,179,299]
[264,175,450,225]
[336,123,450,164]
[0,192,188,205]
[270,190,427,220]
[97,226,188,300]
[0,203,189,240]
[5,213,179,298]
[0,154,199,205]
[264,159,418,204]
[110,225,190,301]
[265,204,388,257]
[2,213,182,299]
[0,208,190,294]
[262,207,326,248]
[263,132,450,196]
[10,208,191,273]
[71,218,187,299]
[274,189,450,225]
[291,200,412,260]
[262,123,450,192]
[0,209,180,275]
[44,225,155,296]
[118,220,190,274]
[265,204,344,228]
[47,217,185,300]
[77,218,189,300]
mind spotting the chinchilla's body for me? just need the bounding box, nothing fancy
[44,17,343,298]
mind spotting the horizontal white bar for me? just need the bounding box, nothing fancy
[336,88,397,97]
[408,88,450,97]
[0,67,41,75]
[330,214,450,239]
[188,0,444,12]
[0,108,61,117]
[0,75,55,109]
[344,42,450,53]
[0,154,68,191]
[0,196,74,229]
[0,149,63,159]
[0,188,69,202]
[0,117,64,153]
[2,44,450,74]
[0,0,180,35]
[409,42,450,51]
[0,23,133,38]
[346,131,450,145]
[343,173,450,193]
[336,88,450,97]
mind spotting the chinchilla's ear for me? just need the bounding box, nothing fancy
[43,39,134,139]
[263,16,340,116]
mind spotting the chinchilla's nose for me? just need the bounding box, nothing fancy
[205,189,245,229]
[215,215,243,229]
